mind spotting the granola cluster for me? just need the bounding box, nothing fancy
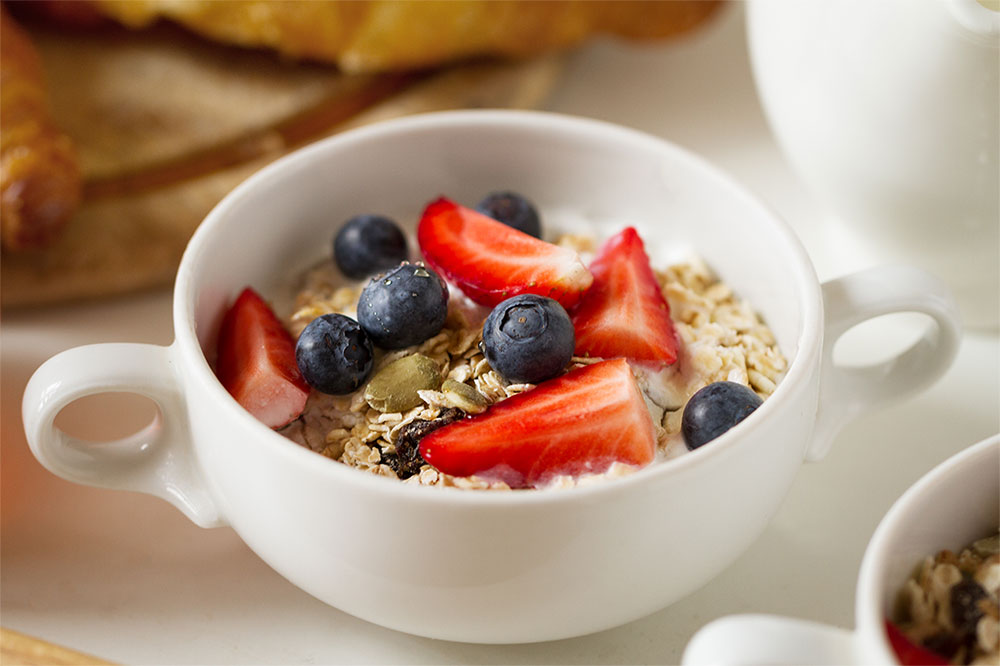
[895,534,1000,665]
[279,235,787,489]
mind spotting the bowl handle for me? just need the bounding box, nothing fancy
[807,266,962,461]
[21,342,226,528]
[681,615,857,665]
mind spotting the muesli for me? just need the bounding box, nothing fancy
[215,191,787,489]
[890,534,1000,665]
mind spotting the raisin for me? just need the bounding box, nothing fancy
[393,408,464,479]
[950,578,987,644]
[921,632,959,661]
[380,452,401,474]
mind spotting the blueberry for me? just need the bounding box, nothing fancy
[333,214,408,280]
[482,294,574,384]
[296,313,374,394]
[681,381,763,450]
[474,191,542,238]
[357,263,449,349]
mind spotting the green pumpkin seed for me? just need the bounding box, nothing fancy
[441,379,488,414]
[365,354,442,412]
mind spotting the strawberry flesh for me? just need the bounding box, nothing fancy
[419,358,656,488]
[417,197,593,309]
[572,227,678,366]
[216,287,309,428]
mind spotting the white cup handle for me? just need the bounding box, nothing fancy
[806,266,962,461]
[21,342,226,528]
[681,615,857,665]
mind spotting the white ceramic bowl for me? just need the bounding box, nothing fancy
[682,433,999,665]
[22,111,962,643]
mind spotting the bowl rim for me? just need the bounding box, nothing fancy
[854,432,1000,662]
[173,109,823,506]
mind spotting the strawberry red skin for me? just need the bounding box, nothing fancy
[419,358,655,488]
[885,621,950,665]
[572,227,678,366]
[216,287,309,429]
[417,197,593,309]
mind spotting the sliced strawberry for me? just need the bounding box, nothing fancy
[216,287,309,428]
[884,621,950,665]
[417,197,593,309]
[572,227,678,366]
[419,358,655,488]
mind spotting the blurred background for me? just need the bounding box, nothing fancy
[2,1,997,663]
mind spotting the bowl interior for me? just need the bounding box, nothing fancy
[182,112,817,388]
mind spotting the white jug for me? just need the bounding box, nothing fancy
[748,0,999,329]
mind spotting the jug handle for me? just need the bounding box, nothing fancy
[947,0,1000,41]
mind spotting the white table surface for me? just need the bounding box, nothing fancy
[3,5,998,664]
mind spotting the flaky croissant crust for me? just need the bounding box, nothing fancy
[88,0,723,72]
[1,7,82,250]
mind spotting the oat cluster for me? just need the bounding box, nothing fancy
[279,237,787,490]
[656,256,787,439]
[281,264,530,489]
[896,534,1000,665]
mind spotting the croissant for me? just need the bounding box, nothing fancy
[0,7,81,251]
[85,0,723,72]
[0,0,720,254]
